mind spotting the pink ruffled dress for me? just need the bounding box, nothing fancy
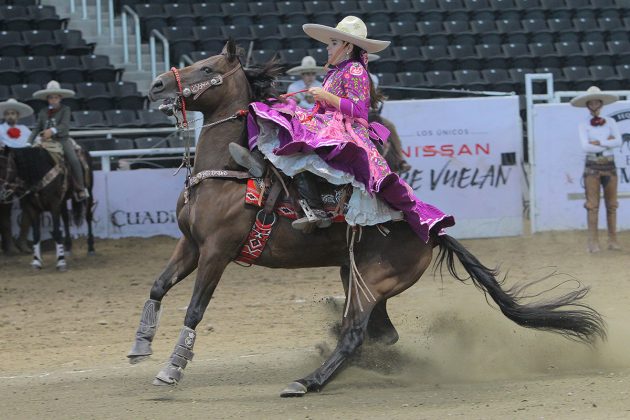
[247,59,454,242]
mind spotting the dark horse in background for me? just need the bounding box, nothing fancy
[127,40,605,397]
[0,144,95,268]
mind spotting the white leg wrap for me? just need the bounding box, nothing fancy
[31,243,42,269]
[56,243,66,270]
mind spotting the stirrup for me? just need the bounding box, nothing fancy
[292,199,332,231]
[229,143,265,178]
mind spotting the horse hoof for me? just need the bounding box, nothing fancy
[128,355,150,365]
[31,262,42,270]
[57,264,67,272]
[152,376,176,386]
[280,381,307,397]
[88,250,96,256]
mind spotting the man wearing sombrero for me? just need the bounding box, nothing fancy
[286,56,325,110]
[571,86,622,252]
[27,80,88,201]
[0,98,33,149]
[231,16,454,241]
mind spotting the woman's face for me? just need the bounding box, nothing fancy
[586,99,603,114]
[326,39,352,64]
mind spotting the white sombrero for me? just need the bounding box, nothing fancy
[0,98,34,117]
[570,86,618,108]
[303,16,390,54]
[32,80,75,100]
[287,56,325,76]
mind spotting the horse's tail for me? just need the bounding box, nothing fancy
[70,148,92,227]
[434,234,606,344]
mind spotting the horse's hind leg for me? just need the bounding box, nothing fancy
[60,202,72,254]
[153,246,229,386]
[339,266,399,345]
[85,195,95,255]
[51,210,67,271]
[29,210,42,270]
[127,236,199,363]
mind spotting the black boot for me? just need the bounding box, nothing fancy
[292,172,332,231]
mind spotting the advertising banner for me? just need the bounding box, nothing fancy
[381,96,523,238]
[532,101,630,232]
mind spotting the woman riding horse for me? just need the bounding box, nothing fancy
[230,16,454,236]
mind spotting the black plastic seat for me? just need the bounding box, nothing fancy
[0,31,26,57]
[82,54,121,83]
[28,5,66,30]
[23,30,59,56]
[444,20,472,34]
[375,72,397,86]
[220,25,253,43]
[51,55,85,83]
[17,56,53,84]
[417,20,446,36]
[615,64,630,80]
[108,81,146,110]
[589,65,621,90]
[390,21,421,45]
[482,68,514,91]
[547,18,573,32]
[563,66,591,90]
[137,109,174,128]
[424,70,456,88]
[496,18,523,34]
[111,138,135,150]
[251,24,283,51]
[573,17,598,31]
[471,20,499,34]
[464,0,492,9]
[54,29,94,55]
[0,5,31,31]
[191,3,222,16]
[453,69,485,90]
[392,46,425,72]
[162,26,197,63]
[0,56,20,85]
[75,82,114,111]
[251,49,279,65]
[71,110,106,128]
[396,71,424,87]
[135,4,168,39]
[440,0,466,11]
[333,0,359,13]
[193,26,224,54]
[276,1,306,16]
[104,109,140,128]
[164,4,195,28]
[278,49,307,67]
[515,0,541,6]
[419,45,453,70]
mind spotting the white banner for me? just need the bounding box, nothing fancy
[532,101,630,232]
[9,169,186,240]
[381,96,523,238]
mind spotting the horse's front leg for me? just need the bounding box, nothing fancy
[60,201,72,254]
[153,245,230,386]
[51,210,66,271]
[128,235,199,363]
[30,210,42,269]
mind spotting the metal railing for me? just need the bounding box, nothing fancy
[70,0,115,44]
[150,29,170,80]
[122,5,142,71]
[91,147,194,172]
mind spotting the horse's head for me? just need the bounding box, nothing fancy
[149,39,250,117]
[149,39,283,120]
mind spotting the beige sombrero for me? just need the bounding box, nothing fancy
[303,16,390,54]
[570,86,618,108]
[0,98,34,117]
[287,56,325,76]
[32,80,75,100]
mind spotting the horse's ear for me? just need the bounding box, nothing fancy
[222,38,238,62]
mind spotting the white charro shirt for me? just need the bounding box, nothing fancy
[286,79,323,110]
[578,116,622,157]
[0,122,31,148]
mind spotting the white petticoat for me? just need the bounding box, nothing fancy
[256,123,403,226]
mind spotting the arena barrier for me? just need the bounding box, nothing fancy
[10,97,523,240]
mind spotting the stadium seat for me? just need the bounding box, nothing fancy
[71,110,106,128]
[50,55,85,83]
[251,49,279,66]
[0,56,20,85]
[0,30,26,57]
[18,56,54,84]
[28,5,66,30]
[162,26,197,63]
[251,25,283,51]
[104,109,140,128]
[396,71,424,87]
[278,49,308,67]
[471,20,499,34]
[54,29,94,55]
[464,0,492,9]
[76,82,114,111]
[82,54,121,83]
[419,45,453,71]
[137,109,174,128]
[0,5,31,31]
[454,69,486,91]
[135,4,168,39]
[108,81,146,110]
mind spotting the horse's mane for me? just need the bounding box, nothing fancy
[243,58,284,102]
[10,147,55,185]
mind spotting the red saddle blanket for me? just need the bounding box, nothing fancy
[244,178,347,223]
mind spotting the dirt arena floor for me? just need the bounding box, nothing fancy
[1,230,630,419]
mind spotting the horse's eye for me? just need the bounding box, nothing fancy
[202,67,212,74]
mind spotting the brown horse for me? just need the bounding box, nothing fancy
[0,145,95,268]
[128,40,605,397]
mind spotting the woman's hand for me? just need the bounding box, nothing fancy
[307,87,329,103]
[589,140,601,146]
